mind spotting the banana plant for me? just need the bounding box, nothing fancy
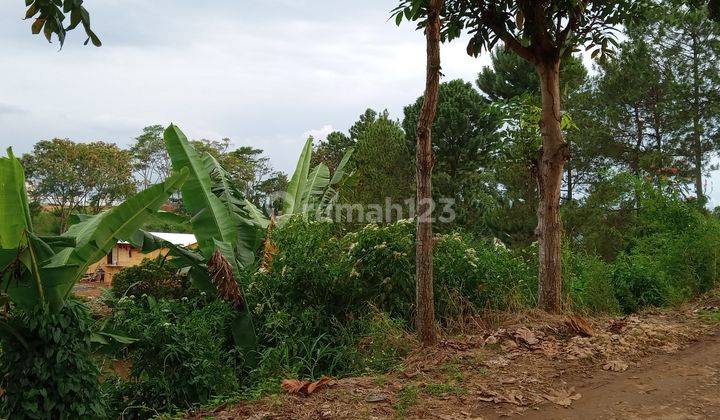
[280,137,354,224]
[0,148,187,315]
[128,125,263,354]
[129,126,354,356]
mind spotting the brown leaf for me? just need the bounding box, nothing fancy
[208,249,246,310]
[514,327,539,346]
[603,360,629,372]
[306,376,332,394]
[566,315,594,337]
[544,388,581,407]
[281,376,332,395]
[281,379,306,394]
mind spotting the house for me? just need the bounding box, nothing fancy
[85,232,197,284]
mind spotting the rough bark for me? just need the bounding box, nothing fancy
[691,32,704,203]
[535,60,569,314]
[414,0,443,346]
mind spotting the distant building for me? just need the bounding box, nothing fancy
[85,232,197,284]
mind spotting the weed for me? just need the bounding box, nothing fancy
[393,384,419,419]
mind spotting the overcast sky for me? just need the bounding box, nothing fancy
[1,1,718,205]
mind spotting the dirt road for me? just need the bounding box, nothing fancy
[189,306,720,420]
[522,332,720,420]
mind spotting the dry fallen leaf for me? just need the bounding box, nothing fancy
[365,393,389,403]
[544,388,581,407]
[603,360,629,372]
[483,356,510,368]
[281,376,332,395]
[566,315,594,337]
[514,327,539,346]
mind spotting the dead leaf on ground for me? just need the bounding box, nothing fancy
[514,327,539,346]
[603,360,629,372]
[544,388,581,407]
[281,376,332,395]
[483,356,510,368]
[365,393,388,403]
[566,315,594,337]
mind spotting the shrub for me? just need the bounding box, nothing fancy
[106,295,240,417]
[562,248,620,314]
[261,218,535,323]
[0,300,106,419]
[111,257,192,300]
[610,188,720,313]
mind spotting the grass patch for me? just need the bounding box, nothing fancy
[393,384,419,419]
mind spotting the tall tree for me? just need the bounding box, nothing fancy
[22,139,134,231]
[130,125,172,190]
[655,2,720,204]
[591,34,679,184]
[347,111,414,210]
[23,0,101,47]
[396,0,645,312]
[403,79,501,231]
[478,46,588,203]
[412,0,443,345]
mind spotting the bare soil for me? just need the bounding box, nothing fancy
[187,295,720,420]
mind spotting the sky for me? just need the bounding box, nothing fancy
[1,1,719,205]
[0,1,485,170]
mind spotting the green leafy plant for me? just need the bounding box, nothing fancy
[111,257,193,300]
[0,299,106,419]
[0,148,186,418]
[106,295,240,417]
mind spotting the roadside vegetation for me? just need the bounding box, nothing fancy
[1,0,720,419]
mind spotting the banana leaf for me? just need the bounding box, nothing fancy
[212,239,257,358]
[204,154,266,266]
[283,137,313,215]
[0,148,32,249]
[128,229,214,293]
[57,170,188,283]
[302,163,330,212]
[164,125,238,260]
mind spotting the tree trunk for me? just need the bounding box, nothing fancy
[535,61,568,314]
[566,138,573,203]
[414,0,442,346]
[691,32,704,204]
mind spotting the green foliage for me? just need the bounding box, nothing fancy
[111,258,193,300]
[1,148,187,313]
[562,248,620,314]
[477,46,588,101]
[258,218,534,324]
[345,111,413,213]
[24,0,101,47]
[31,211,62,235]
[22,139,137,231]
[0,300,106,419]
[394,0,645,60]
[611,187,720,312]
[106,296,240,417]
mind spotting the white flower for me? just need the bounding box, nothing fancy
[181,296,188,301]
[162,322,171,327]
[200,291,207,296]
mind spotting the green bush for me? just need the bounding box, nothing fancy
[111,257,193,300]
[106,295,240,417]
[260,218,535,325]
[562,248,620,314]
[241,217,537,383]
[609,187,720,313]
[0,300,106,419]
